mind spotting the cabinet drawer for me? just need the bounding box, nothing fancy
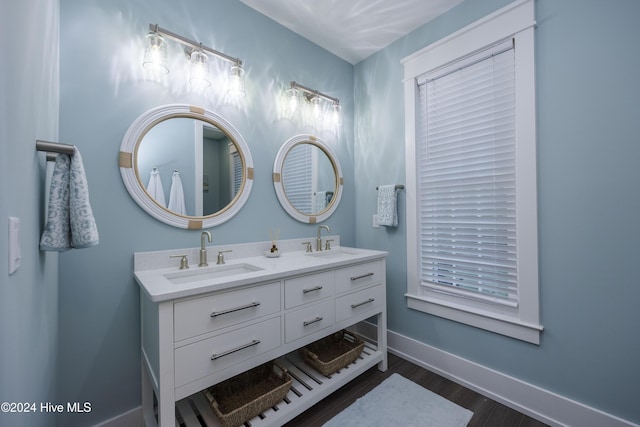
[174,282,280,342]
[284,299,334,343]
[335,284,385,323]
[174,316,281,387]
[334,261,383,294]
[284,271,334,309]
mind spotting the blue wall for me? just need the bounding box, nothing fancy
[57,0,354,424]
[354,0,640,423]
[5,0,637,425]
[0,2,60,427]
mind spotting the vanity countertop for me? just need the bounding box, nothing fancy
[135,243,387,302]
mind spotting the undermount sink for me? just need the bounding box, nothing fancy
[164,263,264,285]
[307,247,364,259]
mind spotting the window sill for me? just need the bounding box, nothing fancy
[406,293,543,344]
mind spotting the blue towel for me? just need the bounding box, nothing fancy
[377,185,399,227]
[40,148,99,251]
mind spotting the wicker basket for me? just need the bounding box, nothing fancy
[299,330,365,376]
[203,362,292,427]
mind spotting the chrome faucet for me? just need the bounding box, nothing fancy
[199,231,212,267]
[316,225,331,251]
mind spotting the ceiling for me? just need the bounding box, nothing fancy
[239,0,464,64]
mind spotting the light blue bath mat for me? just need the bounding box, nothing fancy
[323,373,473,427]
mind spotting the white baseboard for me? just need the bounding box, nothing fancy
[93,406,142,427]
[354,322,638,427]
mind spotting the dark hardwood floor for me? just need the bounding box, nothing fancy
[284,352,549,427]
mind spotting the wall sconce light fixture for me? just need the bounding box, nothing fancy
[143,24,244,95]
[287,81,341,127]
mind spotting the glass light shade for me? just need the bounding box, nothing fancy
[227,65,245,96]
[311,96,323,120]
[142,32,169,74]
[286,87,299,114]
[331,102,342,127]
[189,49,210,89]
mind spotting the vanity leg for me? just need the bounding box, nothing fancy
[141,294,175,426]
[156,303,176,426]
[141,361,157,427]
[377,310,388,371]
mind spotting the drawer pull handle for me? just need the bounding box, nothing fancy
[303,285,323,294]
[351,298,375,309]
[303,316,323,327]
[350,272,374,281]
[211,339,261,360]
[210,301,260,318]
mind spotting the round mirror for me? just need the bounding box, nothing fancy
[119,104,254,229]
[273,134,343,223]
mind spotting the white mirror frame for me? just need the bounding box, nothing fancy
[119,104,254,229]
[273,134,343,223]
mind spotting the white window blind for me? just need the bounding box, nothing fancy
[417,40,518,307]
[231,149,242,197]
[283,143,313,213]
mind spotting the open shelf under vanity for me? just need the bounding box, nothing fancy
[174,342,382,427]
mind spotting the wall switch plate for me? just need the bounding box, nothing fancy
[373,214,380,228]
[8,217,21,275]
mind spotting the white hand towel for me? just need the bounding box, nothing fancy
[40,148,99,250]
[376,185,399,227]
[146,168,166,207]
[168,170,186,215]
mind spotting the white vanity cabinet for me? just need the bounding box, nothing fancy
[137,248,387,427]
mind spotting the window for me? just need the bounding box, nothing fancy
[403,0,542,344]
[282,142,313,213]
[230,147,242,196]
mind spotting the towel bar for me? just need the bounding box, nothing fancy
[36,140,75,161]
[376,185,404,190]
